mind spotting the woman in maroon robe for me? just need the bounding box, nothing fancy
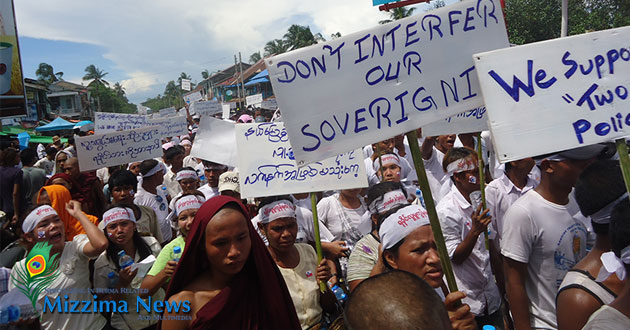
[161,195,301,330]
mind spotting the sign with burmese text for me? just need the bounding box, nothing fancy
[267,0,508,166]
[423,106,488,136]
[235,122,367,198]
[474,26,630,162]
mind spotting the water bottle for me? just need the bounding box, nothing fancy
[118,250,134,269]
[172,246,182,262]
[330,285,347,302]
[107,271,119,288]
[415,188,426,209]
[482,325,496,330]
[161,185,169,197]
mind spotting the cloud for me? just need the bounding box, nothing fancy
[120,71,161,95]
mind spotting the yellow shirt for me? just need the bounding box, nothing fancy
[278,243,322,329]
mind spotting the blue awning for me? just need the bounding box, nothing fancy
[249,69,268,81]
[244,77,270,86]
[35,117,75,132]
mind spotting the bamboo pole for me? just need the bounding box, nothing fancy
[616,139,630,203]
[477,133,490,250]
[376,143,385,180]
[405,130,458,293]
[310,192,327,293]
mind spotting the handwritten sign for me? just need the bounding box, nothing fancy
[183,91,203,104]
[423,107,487,136]
[245,93,263,106]
[94,112,149,133]
[474,26,630,162]
[222,104,231,119]
[190,100,221,116]
[147,115,188,137]
[190,116,238,166]
[267,0,508,166]
[260,99,278,110]
[235,122,368,198]
[158,107,176,118]
[77,126,163,171]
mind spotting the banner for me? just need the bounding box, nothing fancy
[183,91,203,104]
[190,100,221,116]
[245,93,263,106]
[147,115,188,137]
[260,98,278,110]
[423,106,487,136]
[267,0,508,166]
[190,116,238,167]
[474,26,630,162]
[236,122,368,198]
[94,112,149,133]
[158,107,176,117]
[0,0,27,118]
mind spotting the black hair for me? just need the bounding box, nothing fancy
[108,170,138,190]
[610,199,630,260]
[163,145,184,161]
[45,146,57,157]
[177,166,196,174]
[103,204,153,270]
[67,137,75,145]
[0,148,18,167]
[139,159,159,176]
[20,148,38,166]
[441,147,476,174]
[258,195,293,209]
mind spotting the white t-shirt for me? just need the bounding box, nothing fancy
[423,146,448,196]
[9,235,107,330]
[317,194,369,247]
[134,186,172,242]
[501,190,588,329]
[436,188,502,316]
[163,170,182,198]
[198,184,219,201]
[583,305,630,330]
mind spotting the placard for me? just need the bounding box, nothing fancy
[190,100,221,116]
[147,115,188,137]
[222,104,231,119]
[190,116,238,166]
[267,0,508,166]
[183,91,203,104]
[181,79,191,91]
[474,26,630,162]
[423,107,487,136]
[94,112,149,133]
[245,93,263,106]
[236,122,368,198]
[260,99,278,110]
[158,107,176,117]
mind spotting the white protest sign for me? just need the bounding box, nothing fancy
[474,26,630,162]
[137,105,149,115]
[267,0,508,166]
[181,79,191,91]
[77,126,163,171]
[190,100,221,116]
[94,112,149,133]
[222,104,231,119]
[190,116,238,166]
[183,91,203,104]
[158,107,176,117]
[245,93,263,106]
[260,98,278,110]
[236,122,367,198]
[147,115,188,137]
[423,107,487,136]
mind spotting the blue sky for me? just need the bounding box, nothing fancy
[14,0,458,105]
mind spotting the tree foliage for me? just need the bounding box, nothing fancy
[379,7,416,24]
[35,63,63,86]
[249,51,262,63]
[264,39,290,56]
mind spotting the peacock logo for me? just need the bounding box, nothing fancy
[11,242,61,309]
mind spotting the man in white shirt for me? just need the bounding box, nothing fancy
[198,160,227,200]
[436,147,503,329]
[502,145,606,330]
[134,159,172,242]
[162,145,185,198]
[421,135,456,202]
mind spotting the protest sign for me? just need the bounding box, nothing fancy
[222,104,231,119]
[147,115,188,137]
[183,91,203,104]
[158,107,176,117]
[245,93,263,106]
[422,106,487,136]
[181,79,191,91]
[260,98,278,110]
[235,122,367,198]
[267,0,508,166]
[190,116,238,166]
[190,100,221,116]
[76,126,163,171]
[474,26,630,162]
[94,112,149,133]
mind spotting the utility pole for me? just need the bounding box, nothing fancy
[239,52,245,108]
[234,55,240,109]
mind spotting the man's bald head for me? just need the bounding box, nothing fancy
[64,157,80,179]
[345,270,451,330]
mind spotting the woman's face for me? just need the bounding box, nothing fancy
[56,153,68,168]
[384,225,443,288]
[105,220,136,246]
[128,162,141,176]
[205,208,251,276]
[111,185,135,204]
[177,208,198,237]
[50,178,71,191]
[31,214,65,250]
[380,164,401,182]
[263,217,297,252]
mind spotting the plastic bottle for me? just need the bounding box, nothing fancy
[330,285,347,302]
[107,271,119,288]
[172,246,182,262]
[118,250,134,269]
[482,325,496,330]
[161,185,169,197]
[415,188,426,209]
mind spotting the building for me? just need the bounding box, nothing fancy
[46,81,91,119]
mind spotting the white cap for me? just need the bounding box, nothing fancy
[218,171,240,193]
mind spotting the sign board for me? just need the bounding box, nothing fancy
[183,91,203,104]
[423,107,487,136]
[77,126,164,171]
[147,115,188,137]
[190,116,238,166]
[245,93,263,106]
[267,0,509,166]
[222,104,231,119]
[474,26,630,162]
[158,107,176,117]
[0,0,27,118]
[190,100,221,116]
[137,105,149,115]
[236,122,368,198]
[181,79,191,91]
[260,98,278,110]
[94,112,149,133]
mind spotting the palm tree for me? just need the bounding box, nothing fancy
[379,7,416,24]
[113,82,125,98]
[201,69,210,80]
[164,80,179,106]
[264,39,289,56]
[283,24,319,50]
[249,51,262,64]
[83,64,109,113]
[35,63,62,85]
[330,32,342,39]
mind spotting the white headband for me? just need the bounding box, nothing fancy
[143,163,165,178]
[534,154,567,166]
[176,170,198,182]
[379,204,429,251]
[179,140,192,146]
[175,195,205,216]
[446,156,476,177]
[259,200,296,224]
[596,246,630,282]
[369,190,407,215]
[590,193,628,224]
[23,205,58,233]
[373,154,400,172]
[102,207,136,228]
